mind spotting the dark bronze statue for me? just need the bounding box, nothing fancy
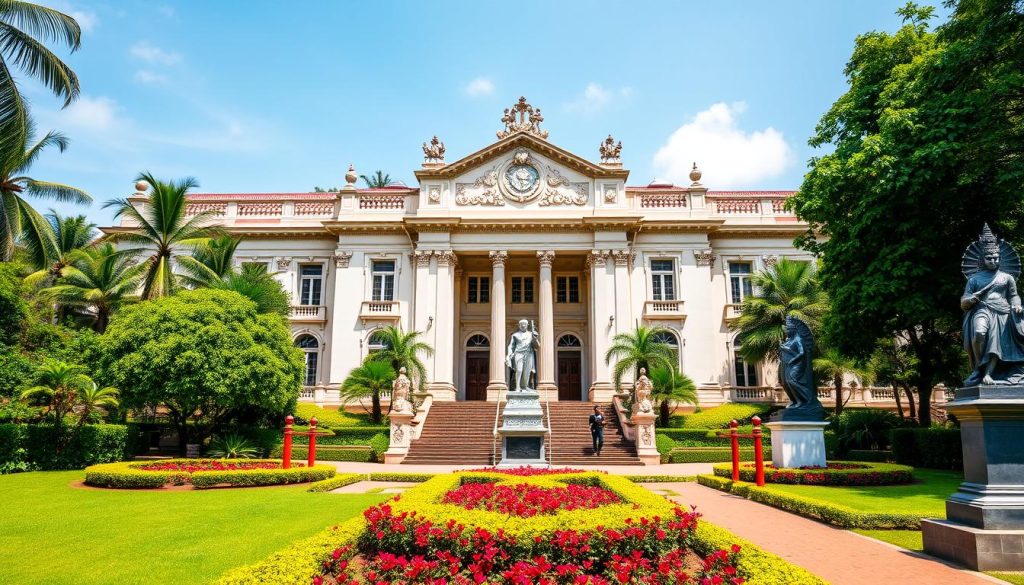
[961,224,1024,386]
[774,316,825,421]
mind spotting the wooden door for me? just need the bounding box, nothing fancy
[465,351,489,401]
[557,351,582,401]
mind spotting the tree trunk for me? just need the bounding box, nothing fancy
[903,384,917,421]
[906,328,934,427]
[659,400,670,427]
[893,385,905,418]
[372,390,382,424]
[833,373,844,417]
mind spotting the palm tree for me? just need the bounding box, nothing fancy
[178,234,241,288]
[339,359,395,424]
[604,325,677,392]
[0,1,82,158]
[19,360,91,436]
[814,346,874,417]
[211,264,291,317]
[23,210,96,287]
[41,243,145,332]
[0,126,90,261]
[74,382,118,429]
[360,170,394,188]
[367,325,433,391]
[103,172,219,299]
[731,258,829,365]
[648,365,698,427]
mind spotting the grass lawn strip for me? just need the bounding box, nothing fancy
[0,470,387,585]
[852,529,925,551]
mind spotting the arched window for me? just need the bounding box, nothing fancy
[652,330,680,369]
[367,331,389,354]
[295,335,319,386]
[557,334,582,348]
[466,334,489,348]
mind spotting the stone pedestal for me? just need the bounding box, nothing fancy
[923,385,1024,570]
[497,390,548,468]
[630,411,660,465]
[383,411,415,464]
[764,421,827,469]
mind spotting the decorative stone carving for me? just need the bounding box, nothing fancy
[632,367,654,416]
[489,250,508,266]
[689,162,703,186]
[599,134,622,163]
[427,185,441,203]
[333,250,352,268]
[422,135,445,164]
[694,249,716,267]
[611,250,632,267]
[414,251,432,268]
[586,250,608,268]
[499,150,543,203]
[455,164,503,206]
[436,250,458,267]
[391,426,404,444]
[762,254,779,268]
[496,96,549,140]
[506,319,540,392]
[391,367,414,414]
[641,425,653,447]
[603,184,618,203]
[276,257,291,271]
[538,167,588,206]
[537,250,555,268]
[343,164,358,191]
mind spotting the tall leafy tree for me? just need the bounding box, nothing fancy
[41,243,145,332]
[813,347,874,417]
[211,263,291,317]
[787,1,1022,425]
[23,210,95,287]
[360,170,394,188]
[367,325,433,391]
[0,1,81,158]
[648,365,697,427]
[0,126,90,261]
[870,336,920,420]
[604,325,676,392]
[730,258,829,365]
[104,172,219,300]
[178,234,241,288]
[340,359,395,424]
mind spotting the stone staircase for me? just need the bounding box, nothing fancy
[401,401,640,466]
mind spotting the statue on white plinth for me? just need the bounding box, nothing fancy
[506,319,539,391]
[633,367,654,415]
[390,367,413,414]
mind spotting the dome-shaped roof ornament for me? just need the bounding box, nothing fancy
[133,180,149,195]
[343,164,358,191]
[497,97,549,140]
[689,162,703,186]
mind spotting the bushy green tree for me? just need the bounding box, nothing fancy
[99,289,303,454]
[0,262,27,345]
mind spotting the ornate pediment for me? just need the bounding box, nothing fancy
[454,148,589,207]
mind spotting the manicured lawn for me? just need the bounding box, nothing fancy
[990,572,1024,584]
[0,470,387,585]
[764,468,962,517]
[852,529,924,551]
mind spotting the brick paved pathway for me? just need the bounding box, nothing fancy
[662,482,998,585]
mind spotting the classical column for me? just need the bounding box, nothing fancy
[587,250,614,400]
[537,250,557,395]
[412,250,432,334]
[611,250,634,391]
[427,250,457,400]
[488,251,508,394]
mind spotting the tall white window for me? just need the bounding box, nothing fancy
[511,276,534,304]
[299,265,323,305]
[729,262,753,304]
[296,335,319,386]
[372,260,396,301]
[733,349,758,387]
[651,259,676,301]
[556,276,579,303]
[467,276,490,304]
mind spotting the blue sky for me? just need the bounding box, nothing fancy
[27,0,950,226]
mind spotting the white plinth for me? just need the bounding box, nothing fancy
[764,421,828,469]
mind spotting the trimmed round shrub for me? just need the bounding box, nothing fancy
[84,458,334,489]
[713,461,913,486]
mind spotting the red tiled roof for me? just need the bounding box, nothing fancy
[187,188,416,200]
[706,191,796,197]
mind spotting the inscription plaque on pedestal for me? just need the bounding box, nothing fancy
[505,436,542,460]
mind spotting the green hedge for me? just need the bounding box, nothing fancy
[845,449,893,463]
[678,403,774,429]
[891,427,963,470]
[713,461,913,486]
[292,426,389,444]
[368,472,435,482]
[0,423,130,472]
[84,459,335,489]
[665,447,771,464]
[293,403,376,428]
[190,466,334,489]
[697,475,925,529]
[271,444,375,462]
[623,475,696,483]
[306,473,364,492]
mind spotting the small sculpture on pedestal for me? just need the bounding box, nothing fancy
[632,367,654,416]
[774,316,825,422]
[391,367,413,415]
[505,319,539,392]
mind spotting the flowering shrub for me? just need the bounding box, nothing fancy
[711,461,913,486]
[442,482,622,517]
[84,459,334,489]
[138,460,284,473]
[460,466,596,476]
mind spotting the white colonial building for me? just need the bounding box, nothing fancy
[115,98,821,407]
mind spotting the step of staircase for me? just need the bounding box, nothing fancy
[401,401,641,466]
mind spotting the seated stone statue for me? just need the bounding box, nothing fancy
[632,367,654,416]
[390,367,414,415]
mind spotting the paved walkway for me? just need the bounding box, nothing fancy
[663,482,998,585]
[329,461,714,475]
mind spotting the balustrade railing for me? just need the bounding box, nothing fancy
[290,305,327,321]
[359,194,405,210]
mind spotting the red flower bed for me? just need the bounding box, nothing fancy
[441,482,622,517]
[715,461,913,486]
[460,466,597,476]
[311,503,745,584]
[138,461,285,473]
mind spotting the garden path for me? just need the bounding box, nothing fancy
[663,482,998,585]
[329,461,715,475]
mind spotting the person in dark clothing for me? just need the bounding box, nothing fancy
[589,405,605,455]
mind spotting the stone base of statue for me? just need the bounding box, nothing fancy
[764,421,828,469]
[629,411,661,465]
[922,384,1024,570]
[383,411,415,464]
[497,390,549,468]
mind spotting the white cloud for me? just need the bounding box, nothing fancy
[463,77,495,97]
[652,102,794,189]
[129,41,181,65]
[134,70,168,85]
[564,83,633,116]
[60,95,123,132]
[69,9,98,33]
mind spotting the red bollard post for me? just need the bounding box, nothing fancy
[283,415,294,469]
[729,419,740,481]
[752,416,765,486]
[307,417,318,468]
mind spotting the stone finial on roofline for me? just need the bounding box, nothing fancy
[496,96,549,140]
[422,135,445,169]
[689,162,703,186]
[343,164,358,191]
[599,134,622,168]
